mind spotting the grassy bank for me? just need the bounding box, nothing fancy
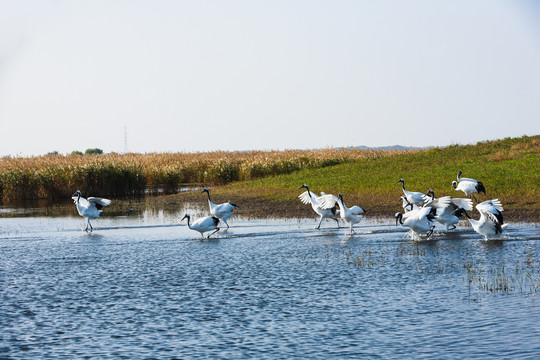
[168,136,540,222]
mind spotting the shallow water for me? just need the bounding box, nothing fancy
[1,207,539,359]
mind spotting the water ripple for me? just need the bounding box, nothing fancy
[1,217,539,358]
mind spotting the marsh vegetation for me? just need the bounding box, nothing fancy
[0,148,402,201]
[1,135,538,221]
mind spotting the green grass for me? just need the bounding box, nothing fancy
[178,135,539,221]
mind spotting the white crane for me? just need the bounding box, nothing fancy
[395,206,436,238]
[320,193,365,235]
[297,184,340,229]
[201,188,238,228]
[399,195,420,212]
[424,190,473,232]
[463,199,506,240]
[72,190,111,232]
[396,179,427,207]
[452,170,486,202]
[181,214,220,238]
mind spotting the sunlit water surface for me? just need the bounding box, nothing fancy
[1,207,539,359]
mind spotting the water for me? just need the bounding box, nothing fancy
[1,207,539,359]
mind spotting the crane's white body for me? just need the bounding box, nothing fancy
[321,194,364,235]
[298,185,340,229]
[395,206,435,237]
[466,199,506,240]
[435,198,473,232]
[453,181,478,197]
[202,189,237,228]
[452,170,486,201]
[72,190,111,232]
[182,214,220,238]
[396,179,427,207]
[423,191,473,232]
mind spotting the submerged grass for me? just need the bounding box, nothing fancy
[290,240,540,297]
[464,257,540,296]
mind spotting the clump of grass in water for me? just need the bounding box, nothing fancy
[464,256,540,296]
[395,245,426,257]
[343,247,390,268]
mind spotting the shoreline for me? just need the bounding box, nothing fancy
[0,190,538,223]
[162,190,540,224]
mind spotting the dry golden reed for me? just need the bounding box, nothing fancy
[0,148,407,201]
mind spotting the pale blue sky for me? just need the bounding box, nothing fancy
[1,0,539,155]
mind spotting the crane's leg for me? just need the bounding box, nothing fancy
[84,218,90,232]
[349,223,354,236]
[223,219,230,229]
[472,194,479,203]
[334,218,341,228]
[427,225,435,238]
[207,228,220,238]
[315,217,323,229]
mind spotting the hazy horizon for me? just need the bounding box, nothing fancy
[1,1,539,156]
[2,134,537,157]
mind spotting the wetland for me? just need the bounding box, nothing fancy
[1,200,539,359]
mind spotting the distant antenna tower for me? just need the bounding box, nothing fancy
[123,125,128,153]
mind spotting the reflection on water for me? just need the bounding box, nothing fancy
[1,207,539,359]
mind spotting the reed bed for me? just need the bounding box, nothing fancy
[0,148,407,201]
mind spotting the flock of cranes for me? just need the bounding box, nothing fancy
[295,170,505,240]
[71,170,506,240]
[393,171,505,240]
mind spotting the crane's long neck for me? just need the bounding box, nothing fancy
[405,201,413,212]
[76,193,81,204]
[467,218,479,229]
[401,197,409,209]
[204,191,215,207]
[397,213,404,225]
[400,181,406,191]
[186,216,192,228]
[338,196,346,212]
[462,211,478,228]
[305,186,313,199]
[457,171,462,182]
